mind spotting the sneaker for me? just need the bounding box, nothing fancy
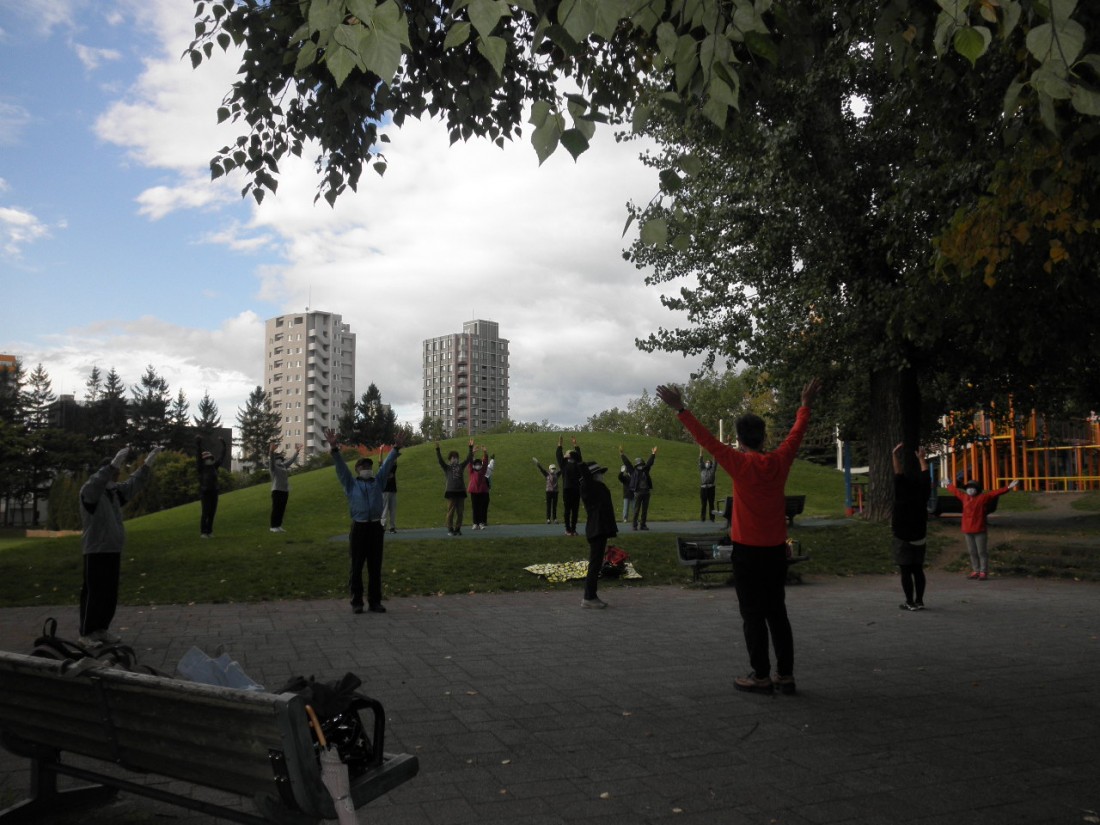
[447,530,456,537]
[913,602,925,610]
[978,571,988,581]
[79,635,103,648]
[368,604,387,614]
[900,602,917,611]
[546,519,551,524]
[967,571,980,580]
[352,605,364,614]
[734,673,775,694]
[639,525,649,531]
[581,597,607,609]
[771,674,797,695]
[388,528,396,534]
[85,629,121,645]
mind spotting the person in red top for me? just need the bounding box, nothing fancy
[945,477,1018,580]
[658,378,822,696]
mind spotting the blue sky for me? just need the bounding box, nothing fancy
[0,0,703,437]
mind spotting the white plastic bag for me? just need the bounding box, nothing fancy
[176,646,265,692]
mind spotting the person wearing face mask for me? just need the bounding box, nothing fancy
[945,474,1019,581]
[619,445,657,531]
[467,447,490,530]
[618,464,634,524]
[195,436,227,538]
[324,428,403,614]
[578,460,618,609]
[532,458,560,524]
[699,448,717,522]
[436,439,474,536]
[79,445,161,646]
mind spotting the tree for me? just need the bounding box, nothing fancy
[355,383,397,447]
[0,360,27,526]
[94,367,129,453]
[130,365,171,452]
[190,1,1100,212]
[624,3,1100,518]
[21,364,56,431]
[84,365,102,405]
[236,386,281,469]
[167,389,191,451]
[193,391,222,435]
[419,414,446,442]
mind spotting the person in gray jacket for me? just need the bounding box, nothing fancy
[268,442,300,532]
[699,448,717,522]
[436,439,474,536]
[79,445,160,646]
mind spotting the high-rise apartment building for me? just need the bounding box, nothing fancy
[264,311,355,457]
[423,319,509,436]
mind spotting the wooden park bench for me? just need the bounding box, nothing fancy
[0,650,418,824]
[676,535,810,584]
[717,494,807,527]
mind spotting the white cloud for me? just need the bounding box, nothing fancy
[11,0,705,431]
[73,41,121,70]
[0,101,31,145]
[0,204,52,257]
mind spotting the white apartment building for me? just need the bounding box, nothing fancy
[264,311,356,457]
[423,319,509,436]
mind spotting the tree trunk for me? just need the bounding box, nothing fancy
[865,367,922,522]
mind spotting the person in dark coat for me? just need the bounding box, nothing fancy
[556,435,583,536]
[196,436,227,538]
[891,443,932,610]
[578,460,618,609]
[619,446,657,530]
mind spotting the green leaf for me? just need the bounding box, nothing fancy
[529,99,553,128]
[658,168,683,193]
[558,0,598,45]
[559,128,589,160]
[639,217,669,247]
[934,0,968,25]
[468,0,507,39]
[1070,83,1100,116]
[631,103,651,133]
[656,22,678,63]
[443,20,471,49]
[708,75,737,107]
[216,106,231,123]
[1026,20,1086,67]
[953,26,991,67]
[476,34,507,77]
[701,94,727,128]
[621,212,636,238]
[1002,79,1025,117]
[346,0,377,25]
[679,154,703,177]
[531,117,562,164]
[308,0,345,34]
[1000,0,1022,37]
[373,160,388,177]
[295,40,319,73]
[1031,64,1073,99]
[325,44,359,87]
[592,0,628,40]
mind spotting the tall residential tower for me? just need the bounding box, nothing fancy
[264,310,355,457]
[422,319,509,436]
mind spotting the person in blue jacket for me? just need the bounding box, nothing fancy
[324,428,403,614]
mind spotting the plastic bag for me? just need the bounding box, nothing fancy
[176,646,265,692]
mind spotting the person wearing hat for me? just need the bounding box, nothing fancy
[268,442,301,532]
[618,446,657,530]
[532,457,560,524]
[195,435,227,538]
[944,475,1019,580]
[578,459,618,609]
[556,435,583,536]
[324,428,403,613]
[79,445,161,646]
[657,377,822,696]
[618,463,634,524]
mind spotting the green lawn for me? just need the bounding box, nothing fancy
[4,434,1096,608]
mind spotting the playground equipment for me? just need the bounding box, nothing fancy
[935,408,1100,492]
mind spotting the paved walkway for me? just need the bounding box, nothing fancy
[1,565,1097,824]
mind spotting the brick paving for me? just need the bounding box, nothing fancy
[1,560,1098,824]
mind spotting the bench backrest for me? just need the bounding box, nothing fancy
[0,650,323,813]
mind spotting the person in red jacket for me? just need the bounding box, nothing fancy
[658,378,822,696]
[945,477,1019,580]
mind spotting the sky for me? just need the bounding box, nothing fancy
[0,0,705,441]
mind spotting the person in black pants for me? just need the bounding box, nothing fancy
[892,443,932,610]
[578,460,618,609]
[699,448,717,521]
[556,435,583,536]
[620,446,657,530]
[196,436,227,538]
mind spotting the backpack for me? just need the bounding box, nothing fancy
[601,545,629,578]
[30,617,167,676]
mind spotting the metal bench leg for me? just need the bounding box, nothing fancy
[0,752,118,823]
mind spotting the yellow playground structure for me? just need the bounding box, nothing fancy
[936,408,1100,492]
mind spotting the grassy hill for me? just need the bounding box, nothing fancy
[0,431,869,610]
